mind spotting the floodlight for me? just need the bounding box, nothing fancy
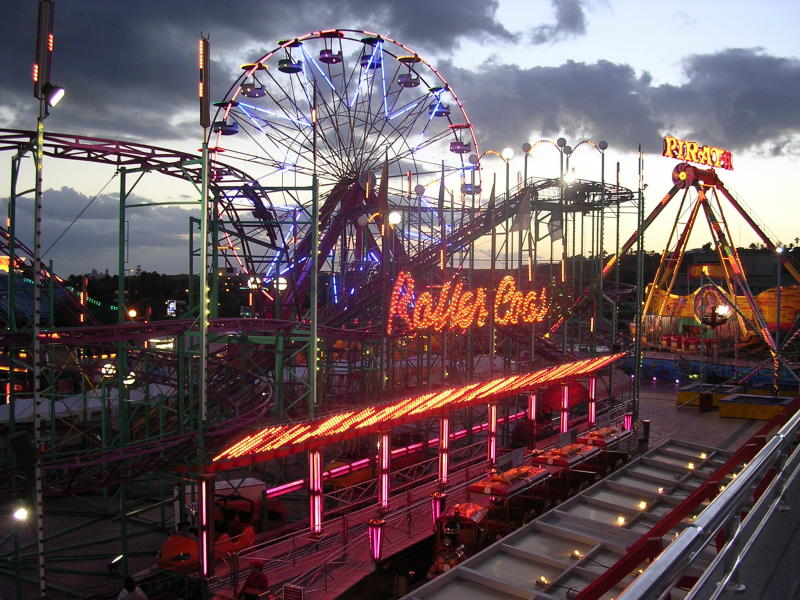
[42,82,64,108]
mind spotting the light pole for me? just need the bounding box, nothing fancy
[466,153,480,381]
[31,1,66,594]
[776,246,783,391]
[556,138,572,355]
[501,148,514,272]
[13,505,29,599]
[568,139,609,353]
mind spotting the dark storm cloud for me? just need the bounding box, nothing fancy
[444,58,663,153]
[2,4,798,168]
[0,0,510,141]
[653,49,800,152]
[13,187,190,275]
[444,47,800,156]
[332,0,513,50]
[530,0,588,45]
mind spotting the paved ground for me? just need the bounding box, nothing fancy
[637,380,763,452]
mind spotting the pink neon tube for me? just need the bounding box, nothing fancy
[309,449,322,534]
[379,433,390,510]
[264,411,528,500]
[438,416,449,485]
[488,404,497,464]
[560,383,569,434]
[199,478,210,576]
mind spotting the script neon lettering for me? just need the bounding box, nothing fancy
[387,272,548,335]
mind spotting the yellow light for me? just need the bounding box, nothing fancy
[570,549,583,560]
[127,308,138,319]
[687,462,695,470]
[638,501,647,510]
[616,515,626,526]
[536,575,549,587]
[699,452,707,459]
[657,487,664,494]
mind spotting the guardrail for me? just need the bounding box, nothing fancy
[618,405,800,599]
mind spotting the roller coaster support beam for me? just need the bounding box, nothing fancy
[633,151,645,420]
[549,183,681,338]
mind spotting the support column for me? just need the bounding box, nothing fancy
[487,404,498,466]
[438,416,449,486]
[588,376,597,426]
[378,432,391,511]
[527,392,537,449]
[560,383,570,434]
[309,449,323,534]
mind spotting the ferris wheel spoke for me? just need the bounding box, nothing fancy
[262,69,314,139]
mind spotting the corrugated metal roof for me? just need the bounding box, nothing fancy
[406,439,730,600]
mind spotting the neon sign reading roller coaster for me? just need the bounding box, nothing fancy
[387,271,550,335]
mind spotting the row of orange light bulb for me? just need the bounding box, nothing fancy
[213,353,624,463]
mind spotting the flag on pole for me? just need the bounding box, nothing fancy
[548,209,563,241]
[484,174,496,229]
[510,189,532,232]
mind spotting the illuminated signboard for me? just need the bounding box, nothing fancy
[662,135,733,170]
[387,271,550,335]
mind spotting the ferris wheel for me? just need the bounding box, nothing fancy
[208,29,480,310]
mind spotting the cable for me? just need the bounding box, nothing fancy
[43,172,117,258]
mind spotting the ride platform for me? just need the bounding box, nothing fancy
[676,382,744,408]
[718,393,793,420]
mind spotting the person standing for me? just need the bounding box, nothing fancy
[238,559,270,599]
[118,576,148,600]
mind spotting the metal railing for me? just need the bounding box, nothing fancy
[618,407,800,599]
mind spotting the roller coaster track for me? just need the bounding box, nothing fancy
[0,225,102,326]
[0,129,283,275]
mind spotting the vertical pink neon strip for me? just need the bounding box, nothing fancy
[199,477,210,577]
[560,383,569,434]
[488,404,497,464]
[528,392,537,449]
[309,449,323,534]
[438,416,449,485]
[379,433,390,510]
[368,518,384,561]
[623,412,633,431]
[588,376,597,426]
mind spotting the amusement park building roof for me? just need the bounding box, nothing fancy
[211,353,624,470]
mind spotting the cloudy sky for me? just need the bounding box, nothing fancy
[1,0,799,275]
